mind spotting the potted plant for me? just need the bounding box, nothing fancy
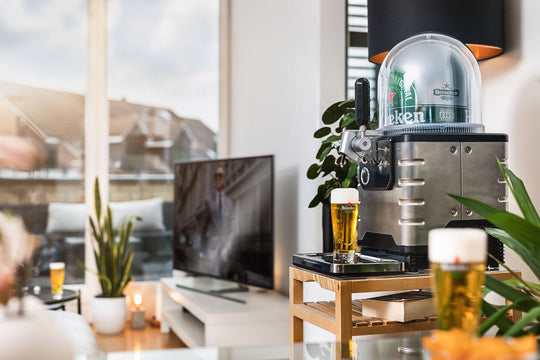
[307,99,376,251]
[450,162,540,337]
[88,177,140,334]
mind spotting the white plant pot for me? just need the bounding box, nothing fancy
[91,296,127,335]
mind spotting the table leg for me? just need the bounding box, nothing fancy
[290,270,304,343]
[77,290,81,315]
[335,281,352,353]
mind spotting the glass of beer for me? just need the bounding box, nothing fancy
[428,228,487,335]
[330,188,359,264]
[49,262,65,298]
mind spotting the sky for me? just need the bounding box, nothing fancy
[0,0,219,132]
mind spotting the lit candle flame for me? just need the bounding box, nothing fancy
[134,292,143,307]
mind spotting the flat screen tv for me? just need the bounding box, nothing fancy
[173,155,274,290]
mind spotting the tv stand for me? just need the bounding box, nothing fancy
[210,283,249,294]
[160,277,289,348]
[175,283,246,304]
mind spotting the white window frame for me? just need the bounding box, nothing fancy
[83,0,229,297]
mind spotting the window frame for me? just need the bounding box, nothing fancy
[83,0,228,295]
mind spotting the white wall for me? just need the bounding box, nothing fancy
[228,0,538,344]
[480,0,540,283]
[228,0,346,295]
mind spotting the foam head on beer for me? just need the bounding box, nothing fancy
[330,188,359,204]
[49,262,65,271]
[428,228,487,264]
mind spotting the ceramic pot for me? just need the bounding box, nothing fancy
[91,295,127,334]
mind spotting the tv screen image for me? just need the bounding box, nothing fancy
[173,155,274,290]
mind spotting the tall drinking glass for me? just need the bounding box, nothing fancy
[428,228,487,335]
[330,188,359,264]
[49,262,65,299]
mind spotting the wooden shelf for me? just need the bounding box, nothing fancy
[290,266,520,343]
[299,299,437,336]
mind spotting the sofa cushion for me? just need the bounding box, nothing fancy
[110,197,166,232]
[46,198,166,233]
[45,202,86,234]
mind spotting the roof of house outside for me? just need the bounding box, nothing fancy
[0,81,216,157]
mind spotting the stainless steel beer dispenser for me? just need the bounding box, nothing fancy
[339,33,507,271]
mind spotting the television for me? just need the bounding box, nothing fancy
[173,155,274,290]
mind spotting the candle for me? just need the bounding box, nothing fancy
[130,291,146,330]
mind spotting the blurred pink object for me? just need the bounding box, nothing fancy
[0,136,44,171]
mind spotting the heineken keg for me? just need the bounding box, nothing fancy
[377,33,483,135]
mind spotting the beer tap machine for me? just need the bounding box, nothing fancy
[294,33,506,274]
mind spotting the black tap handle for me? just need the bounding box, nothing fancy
[354,78,370,127]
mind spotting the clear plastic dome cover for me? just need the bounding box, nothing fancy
[377,33,483,135]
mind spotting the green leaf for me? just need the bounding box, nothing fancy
[339,112,356,128]
[322,102,344,125]
[308,194,321,208]
[317,183,327,197]
[316,143,333,162]
[486,228,540,281]
[499,162,540,227]
[346,163,358,180]
[306,163,321,180]
[342,178,351,188]
[478,302,518,336]
[323,186,334,204]
[322,135,341,145]
[321,100,354,125]
[485,276,538,311]
[321,155,336,175]
[337,99,355,108]
[94,177,101,221]
[314,127,331,138]
[449,195,540,248]
[334,165,348,181]
[449,194,540,258]
[88,177,137,297]
[504,306,540,337]
[480,300,516,336]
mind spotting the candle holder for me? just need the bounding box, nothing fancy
[130,291,145,330]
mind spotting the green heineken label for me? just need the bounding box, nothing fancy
[387,71,469,126]
[388,71,417,109]
[388,105,469,125]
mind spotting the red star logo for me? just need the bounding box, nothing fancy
[444,83,450,89]
[389,92,396,105]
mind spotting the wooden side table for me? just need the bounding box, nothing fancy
[289,266,519,344]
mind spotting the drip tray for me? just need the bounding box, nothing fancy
[292,252,405,275]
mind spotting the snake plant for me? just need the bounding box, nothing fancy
[88,178,140,297]
[450,162,540,337]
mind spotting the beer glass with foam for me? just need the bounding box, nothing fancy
[49,262,65,298]
[428,228,487,335]
[330,188,359,264]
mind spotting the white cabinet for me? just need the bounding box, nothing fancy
[160,277,289,348]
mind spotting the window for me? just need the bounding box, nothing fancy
[0,0,219,286]
[347,0,377,119]
[0,1,86,285]
[107,0,219,281]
